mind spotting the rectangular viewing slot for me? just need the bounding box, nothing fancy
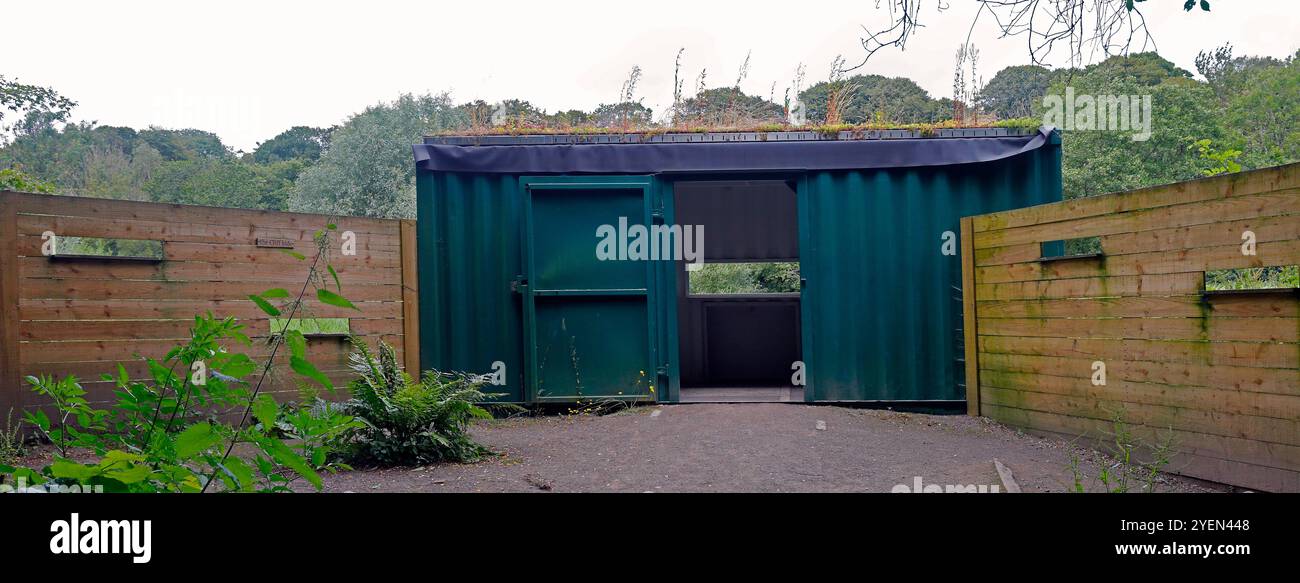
[688,261,800,295]
[270,318,351,337]
[50,236,164,261]
[1039,236,1102,261]
[1204,266,1299,294]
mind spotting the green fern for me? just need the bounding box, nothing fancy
[340,338,495,466]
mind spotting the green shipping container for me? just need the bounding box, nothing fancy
[413,127,1062,404]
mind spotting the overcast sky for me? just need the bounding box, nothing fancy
[6,0,1298,152]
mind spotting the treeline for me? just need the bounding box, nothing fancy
[1,45,1297,219]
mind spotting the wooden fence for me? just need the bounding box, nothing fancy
[961,163,1300,491]
[0,191,420,419]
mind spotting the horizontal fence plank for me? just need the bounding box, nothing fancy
[19,334,403,366]
[974,238,1300,284]
[976,316,1299,343]
[1101,212,1300,256]
[973,190,1300,250]
[975,213,1300,266]
[974,273,1205,301]
[22,278,402,302]
[978,335,1299,369]
[19,345,366,382]
[15,214,400,248]
[19,317,402,342]
[18,256,401,285]
[64,368,370,407]
[980,369,1300,421]
[18,298,403,320]
[972,164,1299,233]
[15,232,395,258]
[976,294,1300,319]
[977,352,1300,396]
[981,385,1299,446]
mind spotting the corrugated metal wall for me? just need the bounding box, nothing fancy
[800,145,1061,401]
[416,171,526,401]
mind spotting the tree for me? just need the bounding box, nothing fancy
[290,93,467,219]
[590,102,654,128]
[1046,55,1228,200]
[1223,51,1300,168]
[674,87,782,127]
[144,159,281,210]
[0,123,163,200]
[799,75,947,125]
[0,75,77,144]
[979,65,1054,119]
[0,167,55,193]
[137,127,230,161]
[848,1,1214,70]
[546,109,593,127]
[253,126,332,163]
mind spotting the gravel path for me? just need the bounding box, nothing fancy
[319,403,1221,493]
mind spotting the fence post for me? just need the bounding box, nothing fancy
[0,193,20,419]
[399,219,420,379]
[960,216,980,416]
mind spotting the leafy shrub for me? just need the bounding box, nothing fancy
[1067,408,1177,493]
[2,313,359,492]
[340,339,494,466]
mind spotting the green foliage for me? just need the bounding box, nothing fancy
[144,158,291,210]
[689,262,800,294]
[978,65,1055,119]
[290,93,467,219]
[271,317,351,336]
[0,167,55,193]
[1221,51,1300,168]
[137,127,230,161]
[253,126,331,163]
[1189,138,1242,176]
[340,339,494,466]
[0,74,77,142]
[1205,266,1300,291]
[0,409,24,468]
[591,101,655,129]
[1049,54,1228,200]
[799,75,949,125]
[55,236,164,259]
[675,87,783,127]
[1068,408,1176,493]
[9,315,352,492]
[0,123,163,200]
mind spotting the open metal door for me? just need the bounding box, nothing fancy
[519,176,659,402]
[796,174,816,402]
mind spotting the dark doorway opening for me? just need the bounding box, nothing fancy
[673,180,802,403]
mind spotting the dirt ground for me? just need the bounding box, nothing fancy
[317,403,1223,493]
